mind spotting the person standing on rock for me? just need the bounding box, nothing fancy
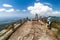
[47,16,52,29]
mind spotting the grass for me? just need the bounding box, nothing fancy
[52,23,60,30]
[57,30,60,35]
[51,22,60,40]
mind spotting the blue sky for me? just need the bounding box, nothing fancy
[0,0,60,10]
[0,0,60,18]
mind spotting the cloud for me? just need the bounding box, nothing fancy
[0,8,14,12]
[3,4,13,7]
[27,2,52,15]
[16,9,20,11]
[0,8,5,12]
[52,11,60,16]
[0,4,21,13]
[22,9,26,12]
[36,0,40,2]
[44,3,52,6]
[0,4,15,12]
[6,9,14,12]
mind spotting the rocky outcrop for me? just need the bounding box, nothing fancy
[8,21,58,40]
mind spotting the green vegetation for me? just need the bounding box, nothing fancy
[52,23,60,30]
[50,17,60,39]
[57,30,60,35]
[5,26,12,30]
[52,23,60,36]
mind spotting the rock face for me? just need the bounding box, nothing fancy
[8,21,58,40]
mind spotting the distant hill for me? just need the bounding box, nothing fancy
[50,16,60,23]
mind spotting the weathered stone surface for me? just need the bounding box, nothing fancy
[8,21,58,40]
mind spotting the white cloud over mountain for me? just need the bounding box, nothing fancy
[52,11,60,16]
[27,2,52,15]
[27,2,60,16]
